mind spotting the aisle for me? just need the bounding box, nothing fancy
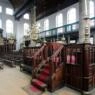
[0,66,81,95]
[0,66,31,95]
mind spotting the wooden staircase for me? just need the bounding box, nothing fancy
[30,42,64,92]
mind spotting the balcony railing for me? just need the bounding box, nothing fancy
[38,17,95,39]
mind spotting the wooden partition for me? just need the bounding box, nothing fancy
[21,46,41,72]
[65,44,95,93]
[48,43,64,91]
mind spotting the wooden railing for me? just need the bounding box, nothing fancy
[32,44,47,67]
[48,44,64,91]
[38,17,95,39]
[32,44,48,77]
[50,45,64,72]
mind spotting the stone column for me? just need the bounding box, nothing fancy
[30,6,36,27]
[79,0,90,43]
[29,6,37,46]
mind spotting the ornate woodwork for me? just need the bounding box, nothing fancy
[64,44,95,93]
[21,46,41,72]
[31,42,64,92]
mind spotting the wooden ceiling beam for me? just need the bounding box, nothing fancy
[14,0,34,20]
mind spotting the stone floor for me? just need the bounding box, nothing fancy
[0,65,82,95]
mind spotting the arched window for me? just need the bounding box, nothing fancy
[90,37,93,44]
[44,19,49,36]
[23,13,29,20]
[37,22,41,32]
[89,0,95,26]
[56,13,63,27]
[56,13,63,33]
[6,8,13,15]
[0,6,2,13]
[89,0,94,18]
[6,20,13,34]
[24,23,29,35]
[67,8,76,31]
[44,19,49,31]
[0,19,2,28]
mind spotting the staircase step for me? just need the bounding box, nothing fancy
[42,69,49,75]
[32,79,47,91]
[38,74,49,82]
[45,64,50,69]
[30,85,41,92]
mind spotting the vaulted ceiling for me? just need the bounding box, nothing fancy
[8,0,78,20]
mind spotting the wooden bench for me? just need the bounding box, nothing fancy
[21,46,41,73]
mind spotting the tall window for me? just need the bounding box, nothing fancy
[90,37,93,44]
[24,23,29,35]
[6,8,13,15]
[56,13,63,33]
[23,13,29,20]
[37,22,41,32]
[6,20,13,34]
[0,6,2,13]
[44,19,49,36]
[44,19,49,30]
[67,8,76,31]
[89,0,94,18]
[89,0,95,26]
[0,19,2,28]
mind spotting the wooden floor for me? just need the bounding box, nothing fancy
[0,65,81,95]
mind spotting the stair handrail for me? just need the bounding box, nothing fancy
[33,44,46,58]
[32,44,47,78]
[51,45,63,58]
[50,45,64,75]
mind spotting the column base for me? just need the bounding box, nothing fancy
[82,88,95,95]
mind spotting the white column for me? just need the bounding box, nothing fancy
[79,0,90,43]
[30,6,36,26]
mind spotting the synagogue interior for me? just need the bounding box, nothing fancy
[0,0,95,95]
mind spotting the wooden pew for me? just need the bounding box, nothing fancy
[20,46,41,72]
[1,54,16,67]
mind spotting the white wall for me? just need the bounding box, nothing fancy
[37,3,79,31]
[0,1,30,50]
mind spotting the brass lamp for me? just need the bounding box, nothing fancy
[8,34,15,44]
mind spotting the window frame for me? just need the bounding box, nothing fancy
[0,6,2,13]
[44,19,49,31]
[6,8,14,15]
[0,19,2,28]
[67,8,77,31]
[23,13,29,20]
[6,19,14,34]
[24,23,29,36]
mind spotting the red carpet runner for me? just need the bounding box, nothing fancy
[30,64,50,92]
